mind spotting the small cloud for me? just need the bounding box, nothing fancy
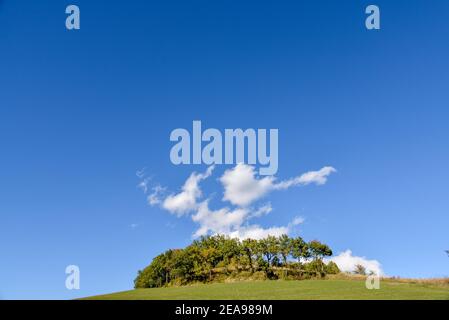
[162,166,214,216]
[130,223,139,229]
[274,166,337,189]
[136,168,147,179]
[138,179,150,194]
[291,216,305,226]
[147,185,166,205]
[136,168,152,194]
[249,203,273,218]
[227,216,302,240]
[191,201,249,238]
[220,164,336,207]
[325,250,383,276]
[228,225,290,240]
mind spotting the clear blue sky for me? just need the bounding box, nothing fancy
[1,0,448,299]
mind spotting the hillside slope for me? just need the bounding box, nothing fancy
[84,280,449,300]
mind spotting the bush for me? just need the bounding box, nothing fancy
[325,261,341,274]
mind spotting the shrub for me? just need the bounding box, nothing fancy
[325,261,341,274]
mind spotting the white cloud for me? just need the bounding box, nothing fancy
[274,166,337,189]
[325,250,383,276]
[136,168,151,193]
[138,180,149,194]
[227,216,304,240]
[190,201,304,240]
[220,163,275,207]
[220,164,336,207]
[190,199,304,240]
[249,203,273,218]
[139,164,332,240]
[191,201,249,238]
[136,168,146,179]
[147,185,165,205]
[228,225,290,240]
[291,216,305,226]
[162,166,214,216]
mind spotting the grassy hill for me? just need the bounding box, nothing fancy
[84,279,449,300]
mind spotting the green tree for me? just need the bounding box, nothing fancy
[278,235,292,266]
[134,249,177,288]
[221,237,241,273]
[304,259,326,277]
[290,236,308,264]
[354,264,367,275]
[325,261,341,274]
[259,236,279,266]
[308,240,332,261]
[200,247,220,280]
[242,239,257,273]
[308,240,332,275]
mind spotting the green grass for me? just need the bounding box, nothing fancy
[83,280,449,300]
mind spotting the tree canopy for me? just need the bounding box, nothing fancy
[135,235,339,288]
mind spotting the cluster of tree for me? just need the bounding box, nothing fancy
[134,235,340,288]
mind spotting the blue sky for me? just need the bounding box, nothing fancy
[1,0,448,299]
